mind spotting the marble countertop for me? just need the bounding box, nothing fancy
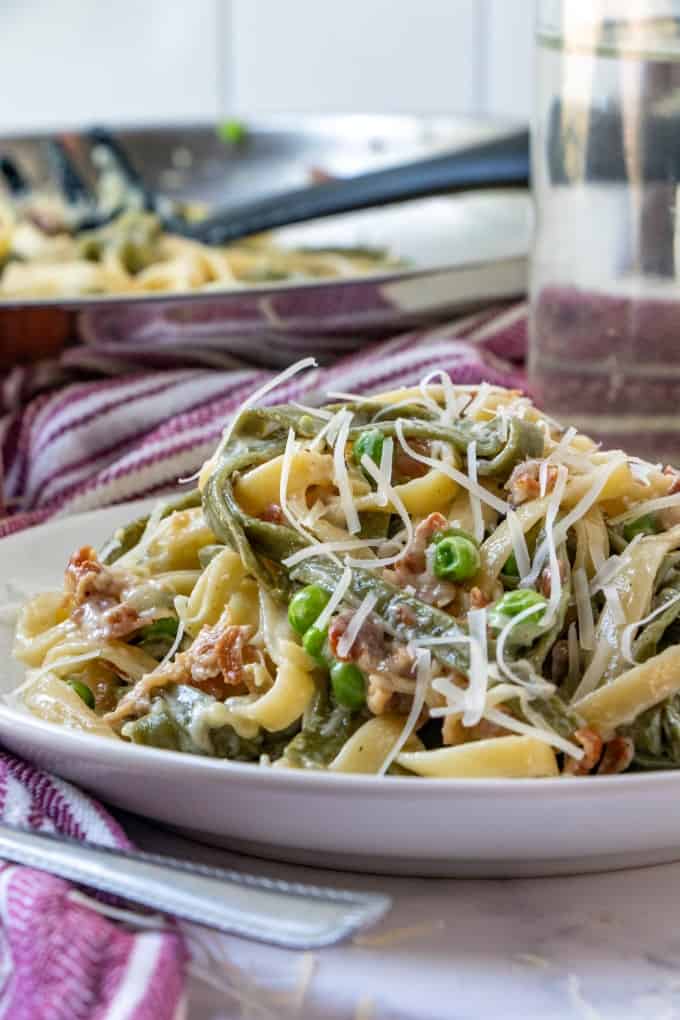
[120,813,680,1020]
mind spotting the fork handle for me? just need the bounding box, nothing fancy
[0,823,390,949]
[182,129,530,245]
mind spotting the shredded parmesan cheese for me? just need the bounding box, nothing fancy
[620,589,680,664]
[525,456,627,587]
[571,638,613,702]
[351,444,414,569]
[464,607,489,726]
[283,538,381,568]
[333,411,361,535]
[464,381,492,420]
[506,509,531,578]
[313,566,352,632]
[609,492,680,525]
[466,440,485,544]
[336,593,378,659]
[378,647,431,776]
[395,420,509,514]
[495,602,552,687]
[483,705,584,758]
[217,356,317,461]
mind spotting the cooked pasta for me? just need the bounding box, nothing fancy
[0,187,400,299]
[15,362,680,777]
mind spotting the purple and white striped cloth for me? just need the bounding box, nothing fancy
[0,301,527,537]
[0,754,186,1020]
[0,300,527,1018]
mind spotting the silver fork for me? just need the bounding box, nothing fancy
[0,822,390,949]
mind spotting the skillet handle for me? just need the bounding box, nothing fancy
[184,129,530,245]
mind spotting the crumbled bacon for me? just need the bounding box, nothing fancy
[392,512,459,608]
[563,727,603,776]
[181,616,257,699]
[597,736,634,775]
[506,460,558,507]
[65,546,126,605]
[260,503,284,524]
[73,599,141,641]
[329,610,386,664]
[65,546,144,639]
[663,465,680,494]
[469,586,490,609]
[393,439,429,480]
[398,512,448,574]
[104,611,259,725]
[329,608,418,717]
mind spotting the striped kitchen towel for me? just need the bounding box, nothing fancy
[0,301,527,537]
[0,753,186,1020]
[0,299,527,1018]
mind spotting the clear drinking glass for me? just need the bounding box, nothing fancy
[530,0,680,462]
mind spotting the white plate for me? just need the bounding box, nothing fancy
[2,501,680,878]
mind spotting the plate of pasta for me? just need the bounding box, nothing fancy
[4,364,680,876]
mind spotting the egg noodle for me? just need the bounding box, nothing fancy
[0,195,399,299]
[14,364,680,777]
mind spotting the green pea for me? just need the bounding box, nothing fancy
[431,527,477,546]
[330,661,366,710]
[66,678,95,710]
[623,513,659,543]
[302,625,329,667]
[502,551,519,577]
[432,535,481,581]
[493,589,547,620]
[288,584,330,635]
[353,429,384,471]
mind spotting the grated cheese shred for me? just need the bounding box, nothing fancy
[378,647,431,776]
[313,566,353,633]
[336,593,378,659]
[394,420,509,514]
[333,411,361,535]
[466,440,485,544]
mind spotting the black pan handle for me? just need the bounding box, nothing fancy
[178,129,530,245]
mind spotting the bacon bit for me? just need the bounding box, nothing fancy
[393,439,429,480]
[73,600,141,641]
[329,610,387,664]
[186,619,257,699]
[394,603,417,628]
[506,460,558,507]
[260,503,284,524]
[65,545,126,605]
[563,727,603,776]
[469,586,490,609]
[663,465,680,494]
[397,512,448,574]
[597,736,634,775]
[104,611,256,725]
[539,560,567,598]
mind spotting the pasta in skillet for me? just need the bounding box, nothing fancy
[14,360,680,778]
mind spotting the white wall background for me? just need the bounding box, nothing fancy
[0,0,534,131]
